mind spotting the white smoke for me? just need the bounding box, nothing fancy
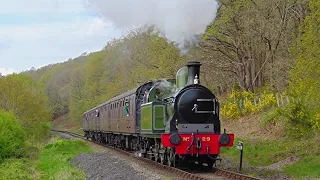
[88,0,219,49]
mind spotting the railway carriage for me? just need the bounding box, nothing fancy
[83,61,234,167]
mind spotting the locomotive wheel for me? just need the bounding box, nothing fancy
[207,161,215,168]
[159,143,165,164]
[147,152,153,160]
[154,148,159,162]
[206,159,216,168]
[167,148,176,167]
[159,151,165,164]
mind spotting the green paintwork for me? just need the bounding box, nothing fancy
[139,134,161,138]
[140,101,166,134]
[141,103,153,133]
[176,66,188,88]
[154,105,165,130]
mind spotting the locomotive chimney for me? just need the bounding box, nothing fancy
[186,61,201,85]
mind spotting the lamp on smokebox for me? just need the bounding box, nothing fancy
[237,141,243,171]
[193,74,199,84]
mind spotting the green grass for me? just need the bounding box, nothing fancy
[0,138,93,180]
[36,139,93,180]
[220,135,320,179]
[221,138,292,166]
[0,158,35,180]
[284,156,320,179]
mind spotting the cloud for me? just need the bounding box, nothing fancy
[0,68,15,75]
[0,0,123,72]
[89,0,219,48]
[0,0,88,14]
[0,17,122,71]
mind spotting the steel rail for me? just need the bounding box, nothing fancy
[51,129,263,180]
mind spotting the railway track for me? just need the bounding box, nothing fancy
[51,129,263,180]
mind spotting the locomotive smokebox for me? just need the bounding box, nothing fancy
[186,61,201,85]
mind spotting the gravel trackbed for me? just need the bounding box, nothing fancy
[72,151,164,180]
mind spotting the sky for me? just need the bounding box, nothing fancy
[0,0,123,75]
[0,0,219,75]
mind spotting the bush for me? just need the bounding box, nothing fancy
[278,100,316,138]
[261,107,282,126]
[0,110,25,162]
[0,74,52,142]
[221,102,241,119]
[262,98,319,138]
[221,90,278,119]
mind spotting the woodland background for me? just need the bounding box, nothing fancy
[0,0,319,169]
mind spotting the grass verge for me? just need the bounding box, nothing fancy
[220,134,320,179]
[36,139,93,180]
[283,156,320,179]
[0,158,36,180]
[0,138,93,180]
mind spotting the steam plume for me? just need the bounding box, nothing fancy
[88,0,219,49]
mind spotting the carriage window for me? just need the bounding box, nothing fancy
[125,101,129,116]
[96,109,100,117]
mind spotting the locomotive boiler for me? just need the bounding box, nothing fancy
[83,61,234,167]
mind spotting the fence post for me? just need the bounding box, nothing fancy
[259,98,262,109]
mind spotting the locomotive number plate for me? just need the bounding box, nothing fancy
[182,137,190,141]
[201,137,211,141]
[181,137,211,142]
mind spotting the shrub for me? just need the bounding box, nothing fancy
[221,102,241,119]
[221,90,278,119]
[278,100,317,138]
[0,110,25,162]
[262,97,319,138]
[0,74,52,142]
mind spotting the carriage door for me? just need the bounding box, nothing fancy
[96,109,100,131]
[124,98,130,133]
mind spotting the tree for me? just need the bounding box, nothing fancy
[0,74,51,140]
[201,0,309,92]
[289,0,320,130]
